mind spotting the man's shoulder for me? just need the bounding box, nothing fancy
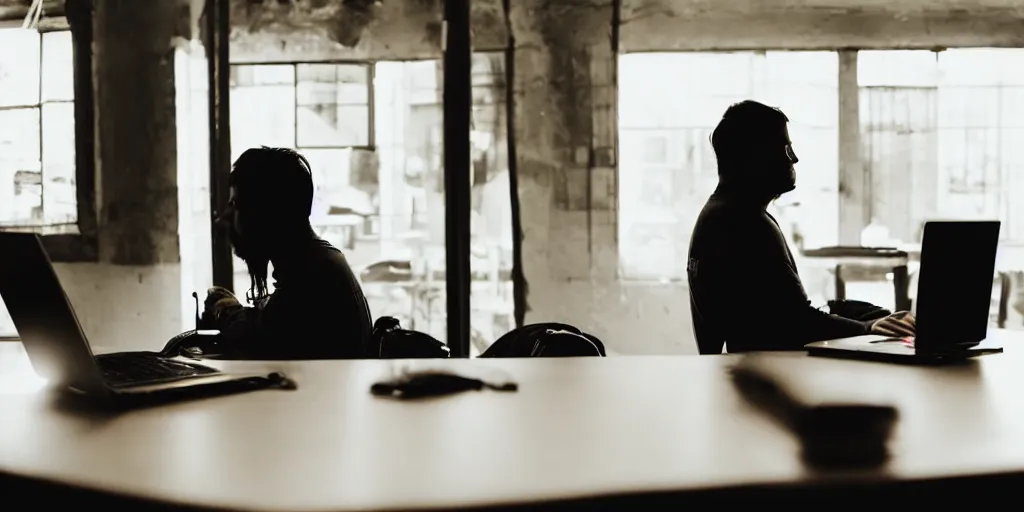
[308,240,355,274]
[695,196,771,233]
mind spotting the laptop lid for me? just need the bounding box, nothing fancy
[0,233,105,391]
[914,221,1001,351]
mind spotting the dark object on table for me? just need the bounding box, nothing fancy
[371,316,451,359]
[828,299,891,322]
[159,293,224,359]
[796,404,897,467]
[480,323,606,358]
[160,330,224,359]
[730,358,897,469]
[370,369,518,399]
[267,371,298,390]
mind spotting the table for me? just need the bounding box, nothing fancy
[2,331,1024,510]
[801,246,911,311]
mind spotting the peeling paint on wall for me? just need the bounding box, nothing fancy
[229,0,506,62]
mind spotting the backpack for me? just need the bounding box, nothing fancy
[479,323,606,358]
[370,316,451,359]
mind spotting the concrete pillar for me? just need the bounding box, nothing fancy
[93,0,183,265]
[838,51,866,245]
[60,0,191,353]
[509,1,695,354]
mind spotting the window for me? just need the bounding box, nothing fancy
[296,64,371,148]
[1,29,76,338]
[229,62,373,299]
[859,49,1024,246]
[618,51,839,281]
[226,55,513,353]
[0,29,76,232]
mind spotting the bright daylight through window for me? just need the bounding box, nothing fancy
[619,49,1024,326]
[0,28,76,338]
[228,55,514,355]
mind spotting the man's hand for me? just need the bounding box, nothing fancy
[204,286,241,320]
[869,311,916,337]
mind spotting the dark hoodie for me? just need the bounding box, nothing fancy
[687,186,869,354]
[215,237,374,359]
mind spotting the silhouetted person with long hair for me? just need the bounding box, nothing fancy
[203,146,373,359]
[687,101,914,354]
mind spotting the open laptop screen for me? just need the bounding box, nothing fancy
[914,221,1001,350]
[0,233,100,387]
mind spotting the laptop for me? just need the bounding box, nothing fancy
[805,221,1003,365]
[0,232,279,406]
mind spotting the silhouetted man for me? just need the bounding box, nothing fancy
[687,101,914,354]
[204,147,374,359]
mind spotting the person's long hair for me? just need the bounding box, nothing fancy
[229,147,315,304]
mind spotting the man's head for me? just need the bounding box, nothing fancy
[711,100,799,197]
[220,146,315,300]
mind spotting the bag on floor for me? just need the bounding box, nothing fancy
[479,323,606,358]
[371,316,450,359]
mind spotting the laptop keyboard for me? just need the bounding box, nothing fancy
[95,352,220,387]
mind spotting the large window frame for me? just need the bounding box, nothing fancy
[229,61,376,151]
[618,48,1024,283]
[221,60,377,297]
[228,60,377,231]
[0,2,98,262]
[0,31,74,228]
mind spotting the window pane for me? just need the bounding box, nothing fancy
[305,148,359,214]
[297,64,368,105]
[41,102,76,224]
[296,64,369,147]
[231,65,295,87]
[304,148,373,254]
[408,61,439,105]
[939,49,1024,87]
[0,108,42,225]
[361,61,447,345]
[858,49,1024,319]
[297,104,369,147]
[763,52,840,252]
[0,29,41,107]
[229,65,296,159]
[41,31,73,102]
[618,51,838,283]
[858,50,938,87]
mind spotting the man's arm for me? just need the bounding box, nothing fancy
[722,217,869,351]
[213,297,269,344]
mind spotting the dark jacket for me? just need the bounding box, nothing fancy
[217,237,374,359]
[687,188,869,354]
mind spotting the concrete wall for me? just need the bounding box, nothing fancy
[621,0,1024,51]
[507,0,697,354]
[229,0,507,62]
[50,263,183,353]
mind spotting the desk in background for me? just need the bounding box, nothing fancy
[2,332,1024,510]
[801,246,910,311]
